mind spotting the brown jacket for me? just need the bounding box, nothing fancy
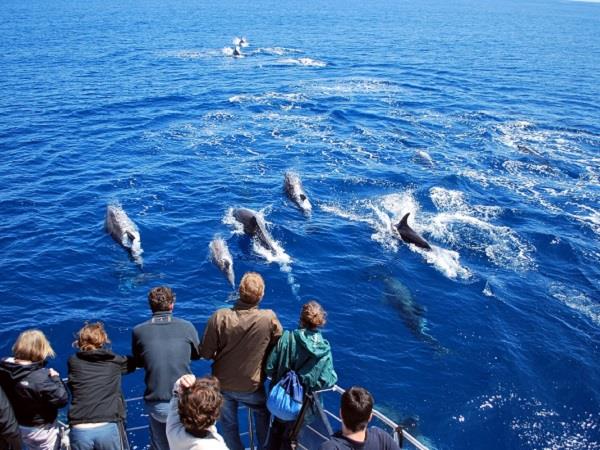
[199,301,283,392]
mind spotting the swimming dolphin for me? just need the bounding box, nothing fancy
[395,213,431,250]
[284,172,312,214]
[210,238,235,287]
[233,36,249,47]
[233,46,242,57]
[232,208,277,253]
[105,204,143,266]
[383,277,445,352]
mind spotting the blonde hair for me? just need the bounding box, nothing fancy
[239,272,265,305]
[300,301,327,330]
[12,329,55,362]
[75,322,110,351]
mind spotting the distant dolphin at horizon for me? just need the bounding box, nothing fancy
[395,213,432,250]
[210,237,235,287]
[232,208,277,254]
[383,277,446,353]
[105,204,143,267]
[284,171,312,214]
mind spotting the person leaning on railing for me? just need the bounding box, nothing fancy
[67,322,136,450]
[265,300,338,450]
[0,329,68,450]
[166,374,227,450]
[132,286,201,450]
[198,272,283,450]
[319,387,400,450]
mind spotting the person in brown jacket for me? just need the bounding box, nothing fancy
[199,272,283,450]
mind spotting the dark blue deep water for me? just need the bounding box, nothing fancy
[1,0,599,448]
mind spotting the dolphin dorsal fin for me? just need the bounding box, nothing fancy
[400,213,411,227]
[300,194,307,201]
[126,231,136,242]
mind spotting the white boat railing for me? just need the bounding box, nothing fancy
[119,385,429,450]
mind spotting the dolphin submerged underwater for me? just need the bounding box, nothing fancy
[105,204,143,267]
[210,237,235,287]
[383,277,446,353]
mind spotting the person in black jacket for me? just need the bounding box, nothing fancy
[0,329,68,450]
[68,322,135,450]
[0,384,22,450]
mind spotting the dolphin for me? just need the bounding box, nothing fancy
[284,171,312,214]
[383,277,445,352]
[233,46,242,57]
[232,208,277,253]
[210,237,235,287]
[105,204,143,267]
[395,213,431,250]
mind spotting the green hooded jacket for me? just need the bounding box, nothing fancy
[266,329,337,392]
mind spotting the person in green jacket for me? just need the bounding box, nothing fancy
[265,301,337,450]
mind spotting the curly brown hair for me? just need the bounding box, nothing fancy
[75,322,110,352]
[148,286,175,313]
[299,300,327,330]
[178,376,223,437]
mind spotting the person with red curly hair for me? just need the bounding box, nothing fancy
[166,374,227,450]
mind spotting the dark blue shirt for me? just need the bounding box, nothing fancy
[319,427,401,450]
[132,312,200,402]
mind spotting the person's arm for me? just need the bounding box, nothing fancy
[119,355,137,374]
[189,324,201,361]
[131,330,144,368]
[42,368,69,408]
[198,314,219,360]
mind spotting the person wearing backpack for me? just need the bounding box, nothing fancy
[265,301,338,450]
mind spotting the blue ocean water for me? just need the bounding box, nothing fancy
[1,0,599,448]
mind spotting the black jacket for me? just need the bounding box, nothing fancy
[67,349,135,425]
[0,384,21,449]
[0,358,68,427]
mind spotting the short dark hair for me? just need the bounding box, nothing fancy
[148,286,175,313]
[340,387,373,432]
[178,376,223,437]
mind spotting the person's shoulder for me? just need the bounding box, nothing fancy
[258,308,279,319]
[171,316,195,327]
[133,318,152,333]
[319,434,348,450]
[368,427,400,449]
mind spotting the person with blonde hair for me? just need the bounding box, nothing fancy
[266,301,338,450]
[67,322,135,450]
[0,329,68,450]
[199,271,283,450]
[166,374,227,450]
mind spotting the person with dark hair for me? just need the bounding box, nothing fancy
[199,272,283,450]
[0,384,22,450]
[68,322,136,450]
[166,374,227,450]
[319,387,400,450]
[266,301,337,450]
[0,329,68,450]
[132,286,201,450]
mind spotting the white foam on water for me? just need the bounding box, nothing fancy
[427,187,535,271]
[256,47,300,56]
[465,391,600,449]
[549,283,599,326]
[278,57,327,67]
[483,281,494,297]
[322,192,471,280]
